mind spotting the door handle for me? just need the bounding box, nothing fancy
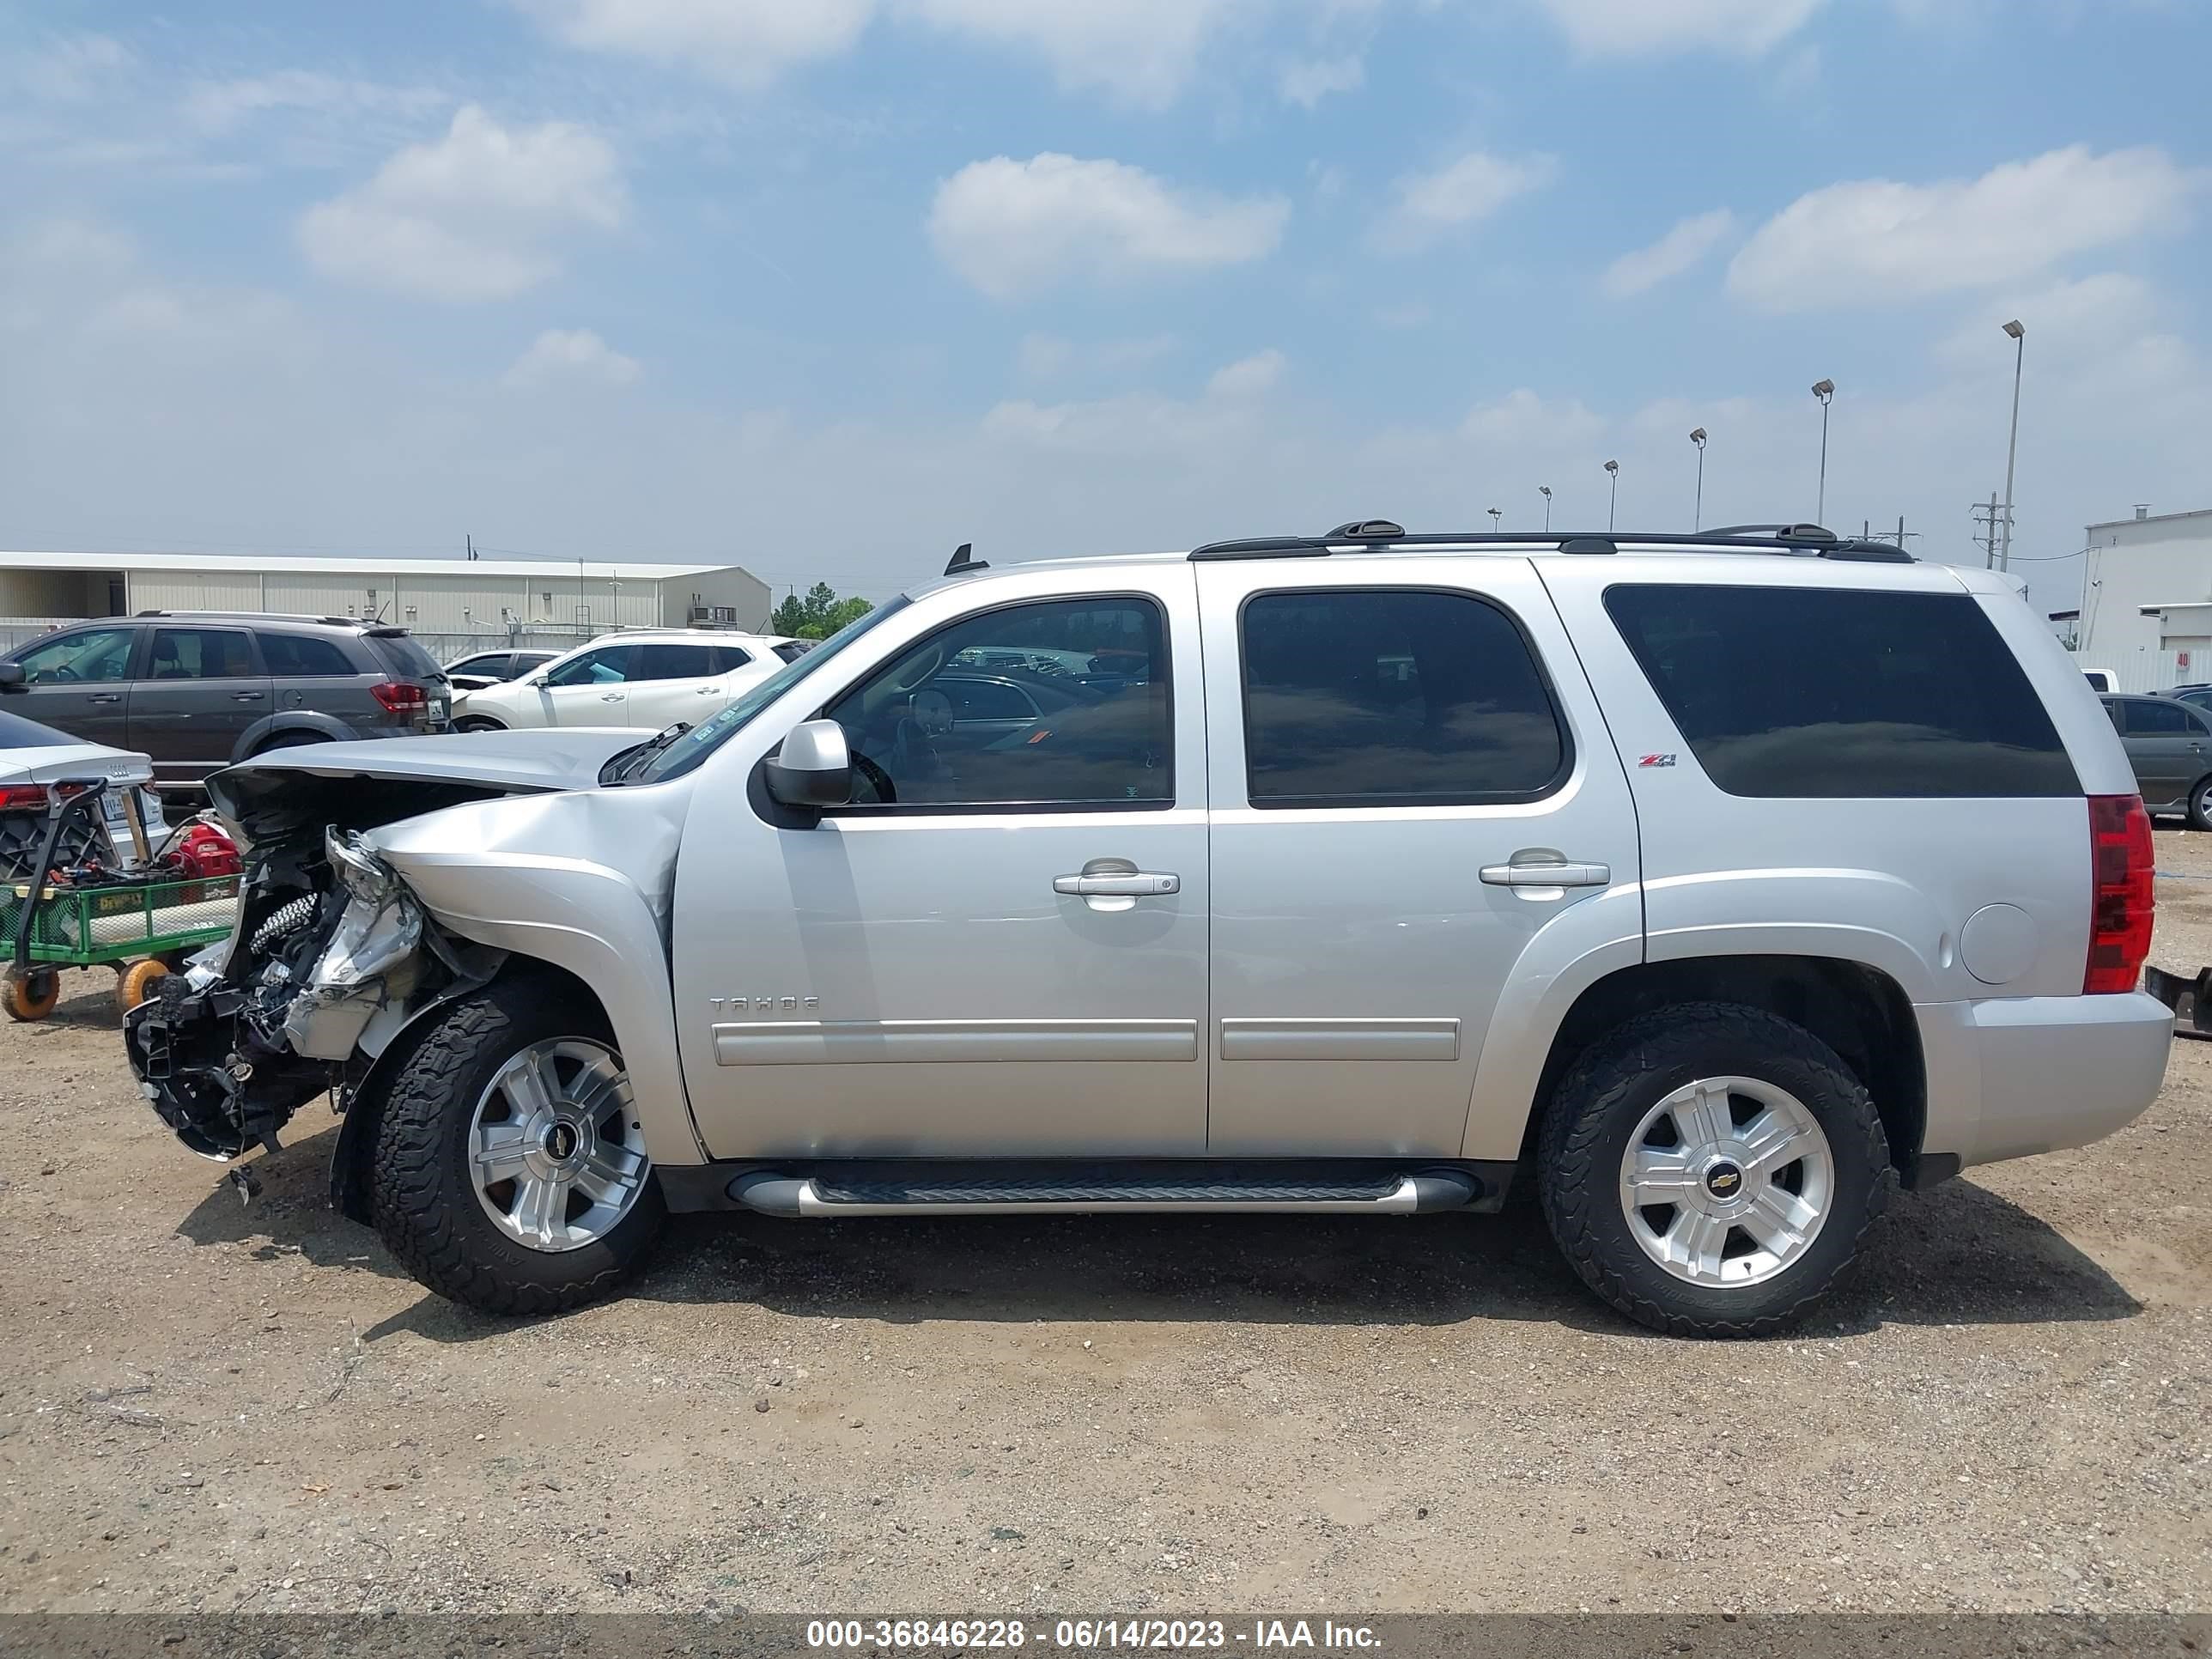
[1054,872,1180,896]
[698,685,722,695]
[1480,859,1610,888]
[599,692,623,702]
[88,693,122,705]
[232,691,264,702]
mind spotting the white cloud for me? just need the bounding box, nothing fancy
[1729,145,2198,311]
[297,106,625,302]
[183,70,448,134]
[1279,53,1364,108]
[1533,0,1825,56]
[508,0,873,88]
[9,33,135,103]
[1600,208,1738,297]
[1371,150,1554,253]
[1207,348,1287,398]
[928,153,1289,300]
[505,328,641,387]
[901,0,1249,108]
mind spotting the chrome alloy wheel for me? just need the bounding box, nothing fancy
[1618,1075,1834,1289]
[468,1038,649,1253]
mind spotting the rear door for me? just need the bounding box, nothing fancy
[1194,556,1643,1158]
[258,628,378,732]
[624,642,726,728]
[128,626,270,784]
[2,623,139,750]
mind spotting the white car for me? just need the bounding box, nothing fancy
[451,631,784,732]
[0,706,167,881]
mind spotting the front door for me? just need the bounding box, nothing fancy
[2119,696,2204,807]
[533,643,632,727]
[3,623,140,750]
[127,626,270,784]
[1194,557,1643,1158]
[672,572,1208,1158]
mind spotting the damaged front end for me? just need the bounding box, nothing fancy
[125,823,497,1161]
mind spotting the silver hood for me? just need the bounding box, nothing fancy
[207,726,654,841]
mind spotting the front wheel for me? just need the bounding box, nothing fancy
[368,976,665,1314]
[1539,1001,1892,1338]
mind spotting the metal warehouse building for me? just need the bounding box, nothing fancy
[0,550,772,644]
[2057,506,2212,692]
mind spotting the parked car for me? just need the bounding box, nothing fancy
[442,649,559,694]
[2081,668,2117,692]
[450,630,782,732]
[0,708,167,882]
[126,522,2168,1338]
[2099,693,2212,825]
[761,636,812,663]
[0,613,451,789]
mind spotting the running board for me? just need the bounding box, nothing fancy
[726,1168,1482,1217]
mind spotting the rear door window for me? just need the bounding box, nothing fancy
[1605,584,2078,798]
[258,633,357,677]
[637,644,716,680]
[146,629,258,680]
[1238,588,1569,807]
[2123,699,2196,735]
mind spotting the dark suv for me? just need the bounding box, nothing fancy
[0,612,451,788]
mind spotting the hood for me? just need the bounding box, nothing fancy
[208,727,652,842]
[0,740,154,791]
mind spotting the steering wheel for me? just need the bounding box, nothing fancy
[851,751,897,805]
[46,665,80,684]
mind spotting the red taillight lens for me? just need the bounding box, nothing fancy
[371,681,428,714]
[2085,793,2154,994]
[0,784,49,810]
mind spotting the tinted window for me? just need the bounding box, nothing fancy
[0,710,71,747]
[1239,588,1566,808]
[449,653,510,677]
[366,633,444,682]
[2124,699,2197,735]
[636,644,716,680]
[707,645,753,672]
[258,633,356,677]
[771,641,810,663]
[545,646,631,687]
[15,626,136,684]
[825,597,1170,810]
[147,629,257,680]
[1606,585,2078,799]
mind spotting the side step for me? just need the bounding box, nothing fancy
[726,1164,1486,1217]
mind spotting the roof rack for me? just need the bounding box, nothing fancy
[1187,522,1911,564]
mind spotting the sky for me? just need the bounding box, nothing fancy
[1,0,2206,614]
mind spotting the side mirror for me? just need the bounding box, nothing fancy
[763,719,853,809]
[0,662,23,693]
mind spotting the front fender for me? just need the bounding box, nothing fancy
[364,787,705,1164]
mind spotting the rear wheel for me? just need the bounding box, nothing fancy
[368,975,664,1314]
[248,731,331,757]
[2188,775,2212,831]
[454,716,506,733]
[1539,1001,1891,1338]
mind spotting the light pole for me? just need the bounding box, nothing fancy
[1689,428,1707,532]
[1603,460,1619,531]
[1999,319,2026,572]
[1810,380,1834,524]
[1539,485,1552,532]
[1487,507,1502,533]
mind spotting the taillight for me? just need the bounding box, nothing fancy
[0,782,89,811]
[371,681,428,714]
[2085,793,2154,994]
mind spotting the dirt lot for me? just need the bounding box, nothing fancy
[3,837,2208,1618]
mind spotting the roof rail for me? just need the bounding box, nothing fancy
[1187,522,1911,564]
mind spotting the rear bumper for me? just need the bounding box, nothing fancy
[1917,992,2172,1172]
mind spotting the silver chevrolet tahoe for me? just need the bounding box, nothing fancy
[124,521,2172,1337]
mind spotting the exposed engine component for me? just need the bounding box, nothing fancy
[249,894,319,955]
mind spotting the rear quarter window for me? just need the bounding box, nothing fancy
[1605,583,2079,799]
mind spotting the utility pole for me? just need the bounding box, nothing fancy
[1972,495,2002,568]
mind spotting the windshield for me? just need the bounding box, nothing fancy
[630,595,909,784]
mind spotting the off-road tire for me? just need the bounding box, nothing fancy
[1538,1000,1892,1339]
[368,975,665,1314]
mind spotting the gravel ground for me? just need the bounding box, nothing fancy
[2,836,2207,1616]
